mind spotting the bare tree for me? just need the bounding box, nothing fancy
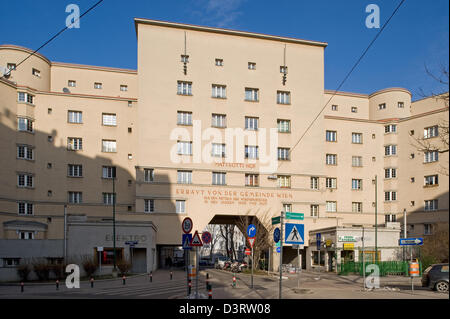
[421,223,449,264]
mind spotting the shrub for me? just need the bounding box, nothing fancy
[17,264,32,282]
[82,256,98,278]
[117,259,132,276]
[32,260,51,281]
[51,263,67,280]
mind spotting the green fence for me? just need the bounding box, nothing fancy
[338,261,422,277]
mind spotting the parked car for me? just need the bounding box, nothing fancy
[421,263,449,293]
[215,256,230,269]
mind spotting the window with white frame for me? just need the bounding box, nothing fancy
[310,205,319,217]
[102,166,116,179]
[211,143,226,157]
[326,154,337,165]
[278,148,290,161]
[326,201,337,212]
[68,80,76,87]
[384,191,397,201]
[310,177,319,190]
[385,214,397,222]
[277,119,291,133]
[177,81,192,95]
[102,193,115,205]
[245,174,259,187]
[423,125,439,139]
[68,111,82,124]
[352,156,363,167]
[120,85,128,92]
[180,55,189,63]
[94,82,102,89]
[144,199,154,213]
[212,84,226,98]
[378,103,386,110]
[424,199,438,211]
[424,151,438,163]
[384,124,397,133]
[326,130,337,142]
[17,173,33,188]
[215,58,223,66]
[352,179,362,190]
[212,114,226,128]
[68,164,83,177]
[177,170,192,184]
[18,92,34,104]
[212,172,226,185]
[245,145,259,159]
[245,88,259,101]
[17,145,33,160]
[102,140,117,153]
[176,200,186,213]
[68,191,82,204]
[19,231,34,240]
[385,168,397,179]
[398,102,404,108]
[18,202,33,215]
[177,111,192,126]
[331,105,338,111]
[67,137,82,151]
[102,113,117,126]
[283,203,292,212]
[385,145,397,156]
[177,141,193,155]
[326,177,337,189]
[277,175,291,188]
[17,118,33,132]
[352,202,363,213]
[248,62,256,70]
[424,175,438,186]
[277,91,290,104]
[352,133,363,144]
[280,66,288,74]
[245,116,259,130]
[144,168,154,182]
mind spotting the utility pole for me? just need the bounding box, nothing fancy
[279,211,284,299]
[362,227,365,290]
[403,208,407,261]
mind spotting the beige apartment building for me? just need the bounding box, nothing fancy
[0,18,448,280]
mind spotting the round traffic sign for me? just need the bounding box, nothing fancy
[276,247,281,253]
[247,224,257,237]
[273,227,280,243]
[182,217,193,234]
[201,231,212,244]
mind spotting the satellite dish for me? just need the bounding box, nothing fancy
[62,87,70,93]
[1,66,11,79]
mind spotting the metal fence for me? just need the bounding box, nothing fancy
[338,261,422,277]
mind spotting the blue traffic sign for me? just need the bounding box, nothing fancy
[247,224,257,238]
[276,247,281,253]
[273,228,280,243]
[182,234,192,250]
[399,238,424,246]
[316,233,321,240]
[285,224,304,244]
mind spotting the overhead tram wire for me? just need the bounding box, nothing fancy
[1,0,105,79]
[277,0,406,171]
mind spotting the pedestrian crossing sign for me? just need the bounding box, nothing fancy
[284,223,304,244]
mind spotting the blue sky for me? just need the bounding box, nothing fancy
[1,0,448,100]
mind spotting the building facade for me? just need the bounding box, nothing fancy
[0,19,448,280]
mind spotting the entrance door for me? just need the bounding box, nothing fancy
[131,248,147,273]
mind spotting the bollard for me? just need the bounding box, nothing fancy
[208,284,212,299]
[149,272,153,282]
[188,279,192,295]
[90,277,94,288]
[170,271,173,280]
[206,273,209,290]
[20,282,24,293]
[122,275,126,285]
[56,280,59,291]
[232,274,236,288]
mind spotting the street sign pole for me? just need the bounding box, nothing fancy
[362,227,365,290]
[297,245,300,289]
[251,246,254,289]
[279,211,284,299]
[196,246,199,299]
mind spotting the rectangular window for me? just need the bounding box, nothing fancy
[144,168,154,182]
[326,177,337,189]
[7,63,16,71]
[384,191,397,202]
[177,111,192,126]
[102,140,117,153]
[310,205,319,217]
[277,91,290,104]
[352,179,362,190]
[102,113,117,126]
[352,202,363,213]
[18,202,33,215]
[384,124,397,133]
[326,201,337,213]
[68,192,82,204]
[280,66,288,74]
[245,88,259,101]
[326,130,337,142]
[17,118,33,132]
[120,85,128,92]
[248,62,256,70]
[32,68,40,77]
[424,199,438,211]
[212,114,226,128]
[177,170,192,184]
[67,137,82,151]
[215,58,223,66]
[211,143,226,157]
[177,141,193,155]
[278,148,290,161]
[177,81,192,95]
[212,172,226,185]
[3,258,20,267]
[398,102,404,108]
[181,55,189,63]
[277,175,291,188]
[102,193,116,205]
[378,103,386,110]
[68,164,83,177]
[68,80,76,87]
[351,107,358,113]
[18,92,34,104]
[17,173,33,188]
[176,200,186,213]
[424,224,432,235]
[385,168,397,179]
[144,199,155,213]
[277,119,291,133]
[19,231,34,240]
[385,145,397,156]
[245,117,259,130]
[94,82,102,89]
[352,156,363,167]
[68,111,82,124]
[424,151,438,163]
[245,174,259,187]
[352,133,363,144]
[310,177,319,190]
[424,175,438,186]
[212,84,227,98]
[326,154,337,165]
[424,126,439,139]
[102,166,116,179]
[245,145,259,159]
[385,214,397,222]
[17,145,33,160]
[331,105,338,111]
[283,204,292,213]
